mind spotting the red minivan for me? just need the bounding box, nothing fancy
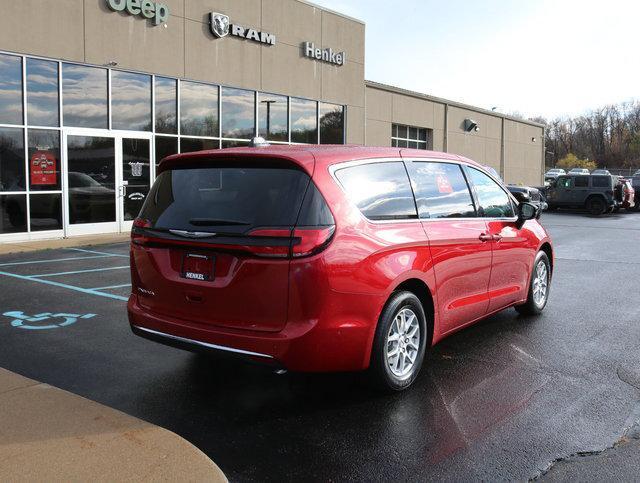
[128,145,553,390]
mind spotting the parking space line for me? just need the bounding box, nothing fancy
[32,266,130,278]
[68,247,129,258]
[0,255,113,268]
[0,270,129,302]
[90,283,132,290]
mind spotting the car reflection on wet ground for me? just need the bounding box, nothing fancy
[0,210,639,481]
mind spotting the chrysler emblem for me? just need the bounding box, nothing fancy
[209,12,230,38]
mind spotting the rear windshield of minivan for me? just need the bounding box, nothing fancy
[139,164,310,234]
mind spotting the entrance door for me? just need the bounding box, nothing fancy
[62,130,153,236]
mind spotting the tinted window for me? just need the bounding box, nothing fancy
[591,176,610,188]
[319,103,344,144]
[62,64,108,128]
[290,98,317,143]
[141,166,310,234]
[297,182,334,226]
[28,129,61,191]
[30,193,62,231]
[409,162,475,218]
[221,87,255,139]
[111,71,151,131]
[181,137,219,153]
[467,167,514,218]
[0,54,23,125]
[574,176,588,187]
[180,81,218,136]
[258,93,287,141]
[335,162,417,220]
[155,136,178,166]
[27,58,59,127]
[0,127,25,192]
[0,194,27,233]
[155,77,177,134]
[557,177,572,188]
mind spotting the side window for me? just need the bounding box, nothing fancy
[408,161,476,218]
[575,176,589,187]
[557,177,572,189]
[467,167,515,218]
[591,176,609,188]
[335,162,417,220]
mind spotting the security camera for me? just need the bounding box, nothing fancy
[464,119,479,132]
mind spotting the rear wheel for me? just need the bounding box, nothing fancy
[586,197,606,216]
[515,251,551,315]
[369,291,427,391]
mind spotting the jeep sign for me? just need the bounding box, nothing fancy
[303,42,345,66]
[106,0,169,26]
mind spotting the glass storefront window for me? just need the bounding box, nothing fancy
[180,81,218,137]
[319,103,344,144]
[111,71,152,131]
[62,64,108,129]
[0,127,25,192]
[0,54,23,126]
[155,136,178,166]
[221,87,255,139]
[29,193,62,232]
[221,140,249,148]
[28,129,61,191]
[180,137,219,153]
[26,58,59,127]
[258,93,288,142]
[0,194,27,234]
[290,98,317,144]
[155,77,177,134]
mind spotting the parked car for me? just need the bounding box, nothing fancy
[545,174,617,215]
[615,177,636,210]
[591,169,611,175]
[128,145,553,391]
[568,168,590,175]
[483,166,548,211]
[632,176,640,211]
[633,169,640,177]
[545,168,566,180]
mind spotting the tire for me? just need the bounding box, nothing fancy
[586,197,606,216]
[515,251,551,316]
[369,291,428,391]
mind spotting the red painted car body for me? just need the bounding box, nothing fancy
[128,146,553,372]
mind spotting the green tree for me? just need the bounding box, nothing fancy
[556,153,597,171]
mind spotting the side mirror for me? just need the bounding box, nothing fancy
[517,202,538,226]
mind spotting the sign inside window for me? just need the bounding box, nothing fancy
[30,150,57,186]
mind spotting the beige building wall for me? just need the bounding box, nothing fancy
[0,0,366,143]
[364,83,544,185]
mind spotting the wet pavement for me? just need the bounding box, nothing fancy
[1,211,639,481]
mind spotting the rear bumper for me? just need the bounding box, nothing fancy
[127,294,378,372]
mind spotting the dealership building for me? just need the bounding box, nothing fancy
[0,0,544,241]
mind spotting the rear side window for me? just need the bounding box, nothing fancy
[408,161,476,219]
[467,167,515,218]
[575,176,589,187]
[335,162,417,220]
[297,181,334,226]
[591,176,609,188]
[140,165,310,234]
[557,177,572,188]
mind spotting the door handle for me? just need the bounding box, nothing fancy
[479,233,493,242]
[493,234,502,242]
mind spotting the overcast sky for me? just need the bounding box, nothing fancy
[311,0,640,119]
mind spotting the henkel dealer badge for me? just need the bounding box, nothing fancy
[30,151,57,185]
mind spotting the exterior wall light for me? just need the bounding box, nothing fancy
[532,137,537,142]
[464,119,479,132]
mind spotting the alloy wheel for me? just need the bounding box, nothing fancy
[385,308,420,379]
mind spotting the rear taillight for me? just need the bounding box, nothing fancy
[245,229,292,258]
[292,226,335,258]
[131,218,152,245]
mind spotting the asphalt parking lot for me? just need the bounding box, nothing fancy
[1,211,640,481]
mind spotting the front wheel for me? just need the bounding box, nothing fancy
[586,197,606,216]
[369,291,428,391]
[515,251,551,315]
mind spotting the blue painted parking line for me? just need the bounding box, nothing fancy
[0,254,113,268]
[68,247,129,258]
[32,266,130,278]
[0,270,128,301]
[90,283,132,290]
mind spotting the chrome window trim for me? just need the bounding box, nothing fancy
[329,157,519,224]
[132,325,274,359]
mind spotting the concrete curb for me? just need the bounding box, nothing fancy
[0,368,227,482]
[0,234,130,255]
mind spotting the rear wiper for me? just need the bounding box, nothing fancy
[188,218,250,226]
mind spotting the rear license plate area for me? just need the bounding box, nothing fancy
[181,253,215,281]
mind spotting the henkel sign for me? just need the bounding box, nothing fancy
[30,151,57,186]
[106,0,169,26]
[303,42,345,66]
[209,12,276,45]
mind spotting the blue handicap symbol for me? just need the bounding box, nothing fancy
[2,311,96,330]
